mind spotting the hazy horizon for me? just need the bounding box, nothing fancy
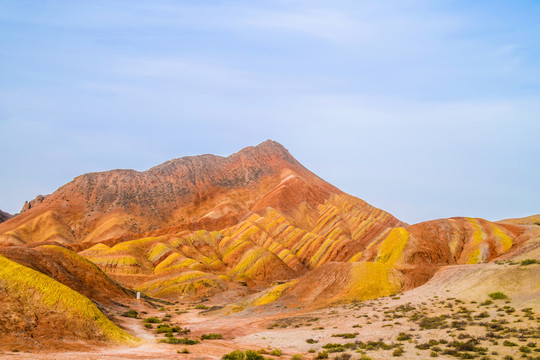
[1,1,539,224]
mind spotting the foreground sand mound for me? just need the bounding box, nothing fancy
[0,253,138,351]
[0,245,133,306]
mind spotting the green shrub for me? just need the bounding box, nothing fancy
[180,337,199,345]
[322,343,344,352]
[396,332,411,341]
[331,332,358,339]
[201,333,223,340]
[334,354,352,360]
[416,343,431,350]
[195,304,209,310]
[121,309,138,318]
[223,350,246,360]
[144,317,162,323]
[475,311,490,319]
[488,292,508,300]
[156,324,172,333]
[160,337,199,345]
[270,349,282,356]
[419,315,448,329]
[392,348,404,356]
[520,259,539,266]
[245,350,265,360]
[314,351,328,359]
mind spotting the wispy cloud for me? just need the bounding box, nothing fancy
[248,8,371,43]
[112,57,255,89]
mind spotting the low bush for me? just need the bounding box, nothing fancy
[314,351,328,359]
[121,309,138,318]
[396,332,411,341]
[331,332,358,339]
[223,350,245,360]
[270,349,282,356]
[159,337,199,345]
[144,317,162,324]
[488,292,508,300]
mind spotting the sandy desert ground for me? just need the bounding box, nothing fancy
[1,261,538,360]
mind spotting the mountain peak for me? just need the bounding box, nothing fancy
[230,139,297,166]
[148,140,294,175]
[239,139,290,157]
[0,141,344,242]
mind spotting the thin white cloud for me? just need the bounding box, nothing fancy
[248,8,371,43]
[113,57,255,89]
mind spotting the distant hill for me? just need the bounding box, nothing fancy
[0,209,12,223]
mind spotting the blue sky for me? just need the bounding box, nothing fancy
[0,0,539,223]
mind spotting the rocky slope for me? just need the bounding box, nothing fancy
[0,246,138,350]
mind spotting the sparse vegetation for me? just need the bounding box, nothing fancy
[331,332,358,339]
[270,348,282,356]
[223,350,264,360]
[488,292,508,300]
[397,332,412,341]
[121,309,138,318]
[314,351,329,359]
[144,317,162,324]
[159,337,199,345]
